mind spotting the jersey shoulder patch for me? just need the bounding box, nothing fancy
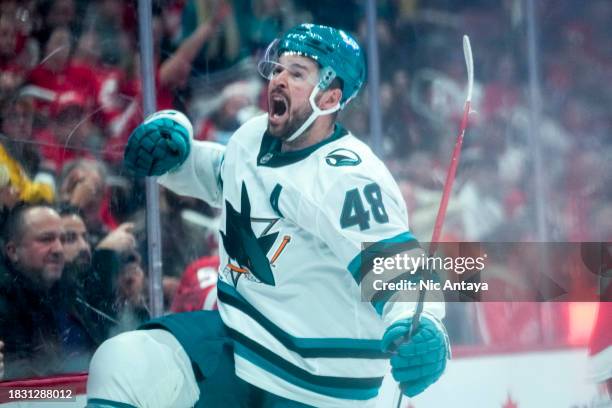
[324,148,362,167]
[318,133,383,178]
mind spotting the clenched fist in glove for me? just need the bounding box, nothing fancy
[124,110,192,177]
[381,315,449,397]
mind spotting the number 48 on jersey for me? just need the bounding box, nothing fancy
[340,183,389,231]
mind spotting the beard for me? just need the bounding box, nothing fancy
[267,85,315,141]
[268,104,314,140]
[65,251,92,278]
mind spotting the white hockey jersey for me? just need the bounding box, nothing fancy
[159,114,445,407]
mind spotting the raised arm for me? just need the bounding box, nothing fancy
[158,139,224,207]
[123,110,225,207]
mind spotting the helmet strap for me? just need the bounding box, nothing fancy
[285,83,341,143]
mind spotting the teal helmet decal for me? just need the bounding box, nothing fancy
[276,24,366,107]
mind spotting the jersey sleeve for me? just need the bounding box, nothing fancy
[311,170,445,327]
[157,140,225,208]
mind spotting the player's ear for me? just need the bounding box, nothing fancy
[318,88,342,110]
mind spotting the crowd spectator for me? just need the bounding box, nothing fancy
[1,91,40,173]
[180,0,243,78]
[27,26,97,118]
[59,205,149,340]
[0,202,150,381]
[170,255,219,313]
[481,53,521,120]
[240,0,304,54]
[59,159,111,246]
[0,14,28,100]
[131,186,218,308]
[0,2,39,98]
[102,3,238,164]
[39,0,79,37]
[59,205,91,278]
[0,204,93,379]
[81,0,131,68]
[35,90,100,174]
[71,30,129,139]
[195,80,262,143]
[0,91,54,208]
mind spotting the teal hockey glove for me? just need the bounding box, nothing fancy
[124,110,192,177]
[381,316,448,397]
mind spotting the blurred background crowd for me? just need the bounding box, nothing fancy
[0,0,609,382]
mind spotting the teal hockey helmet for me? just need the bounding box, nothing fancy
[261,23,366,108]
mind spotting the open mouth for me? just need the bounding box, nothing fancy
[269,94,288,123]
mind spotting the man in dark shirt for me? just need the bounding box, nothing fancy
[0,204,92,379]
[59,205,149,343]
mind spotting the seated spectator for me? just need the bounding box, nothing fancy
[59,205,149,342]
[1,91,44,175]
[60,205,92,280]
[36,90,99,174]
[0,204,93,379]
[39,0,78,37]
[0,89,54,208]
[71,30,129,137]
[0,13,34,100]
[81,0,131,70]
[26,26,97,118]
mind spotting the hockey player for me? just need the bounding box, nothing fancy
[86,24,449,408]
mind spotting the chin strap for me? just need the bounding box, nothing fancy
[284,84,341,143]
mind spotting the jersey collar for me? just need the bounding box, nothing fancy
[257,124,348,167]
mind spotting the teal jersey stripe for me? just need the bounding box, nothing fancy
[232,330,383,400]
[370,270,436,315]
[218,281,387,359]
[347,231,419,283]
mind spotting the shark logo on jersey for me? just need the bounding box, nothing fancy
[221,182,290,286]
[325,148,361,167]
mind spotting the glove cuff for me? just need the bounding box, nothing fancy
[420,312,452,360]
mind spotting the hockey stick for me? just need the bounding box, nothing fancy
[395,34,474,408]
